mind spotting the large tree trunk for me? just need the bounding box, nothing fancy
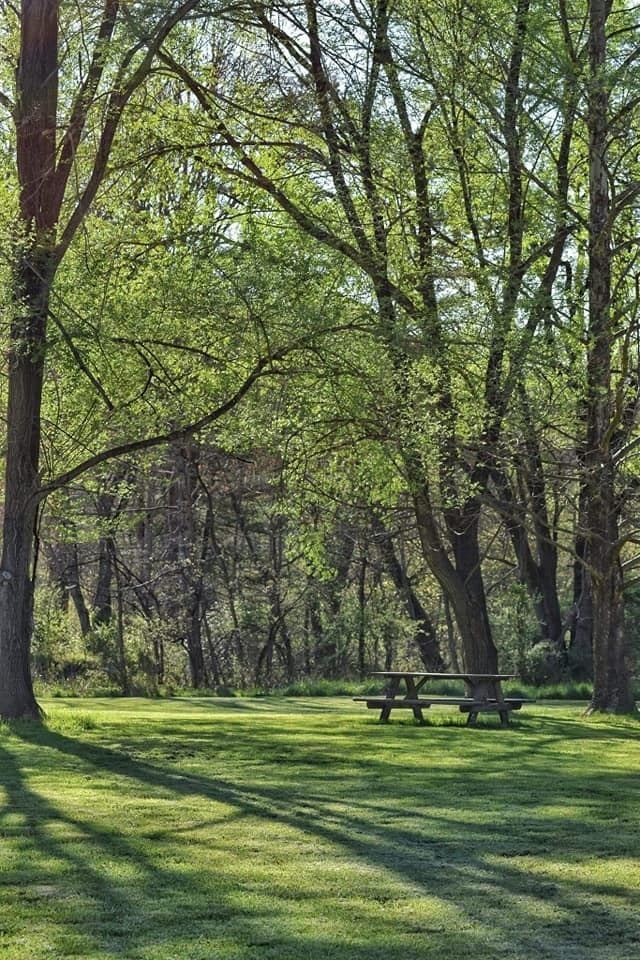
[585,0,635,713]
[449,511,498,675]
[568,485,593,679]
[0,0,59,718]
[491,462,565,672]
[0,255,51,718]
[413,487,499,677]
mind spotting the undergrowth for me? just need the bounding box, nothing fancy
[34,676,638,702]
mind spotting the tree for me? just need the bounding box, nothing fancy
[0,1,204,718]
[164,0,577,683]
[583,0,637,712]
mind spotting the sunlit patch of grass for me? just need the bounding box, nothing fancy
[0,697,638,959]
[44,710,99,734]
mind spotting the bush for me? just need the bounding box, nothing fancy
[520,641,566,687]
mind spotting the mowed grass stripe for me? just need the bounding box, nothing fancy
[0,698,638,959]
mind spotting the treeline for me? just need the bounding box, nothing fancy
[34,445,450,693]
[31,433,640,695]
[1,1,639,715]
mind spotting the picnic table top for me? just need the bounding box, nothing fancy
[370,671,516,681]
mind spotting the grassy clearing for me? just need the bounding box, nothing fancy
[0,698,639,959]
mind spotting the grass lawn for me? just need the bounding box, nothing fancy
[0,698,638,960]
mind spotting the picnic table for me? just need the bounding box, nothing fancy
[354,671,532,725]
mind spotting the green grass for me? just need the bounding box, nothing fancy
[1,698,639,959]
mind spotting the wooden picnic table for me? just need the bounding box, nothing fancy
[354,671,532,725]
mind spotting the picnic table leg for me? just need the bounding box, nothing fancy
[492,680,509,725]
[464,679,484,727]
[406,676,425,724]
[379,676,400,721]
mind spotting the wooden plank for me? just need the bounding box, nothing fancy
[354,697,474,707]
[353,697,532,710]
[353,697,532,706]
[464,700,523,708]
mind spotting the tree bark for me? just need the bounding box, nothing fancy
[413,487,499,675]
[113,548,129,696]
[569,482,593,678]
[0,245,56,716]
[0,0,59,717]
[186,598,207,688]
[491,461,565,665]
[370,515,444,669]
[585,0,635,713]
[357,553,367,678]
[93,487,118,626]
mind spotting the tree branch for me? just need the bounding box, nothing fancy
[51,0,121,213]
[39,324,365,498]
[49,309,115,411]
[55,0,202,262]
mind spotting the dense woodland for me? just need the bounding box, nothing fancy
[0,0,639,716]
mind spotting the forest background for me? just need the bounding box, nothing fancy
[0,0,639,717]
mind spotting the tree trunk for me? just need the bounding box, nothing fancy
[497,481,565,665]
[450,512,499,674]
[277,618,295,684]
[443,594,461,672]
[585,0,635,713]
[317,519,355,675]
[93,535,115,626]
[45,537,92,636]
[0,249,54,718]
[0,1,59,718]
[0,1,198,717]
[517,408,565,657]
[569,496,593,679]
[113,550,129,696]
[203,617,222,687]
[186,600,207,688]
[413,487,499,675]
[357,553,367,678]
[304,582,323,673]
[371,515,444,669]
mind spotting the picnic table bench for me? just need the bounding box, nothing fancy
[354,671,534,725]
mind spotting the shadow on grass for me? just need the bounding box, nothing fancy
[167,696,349,713]
[1,712,639,959]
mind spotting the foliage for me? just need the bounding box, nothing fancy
[1,0,640,716]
